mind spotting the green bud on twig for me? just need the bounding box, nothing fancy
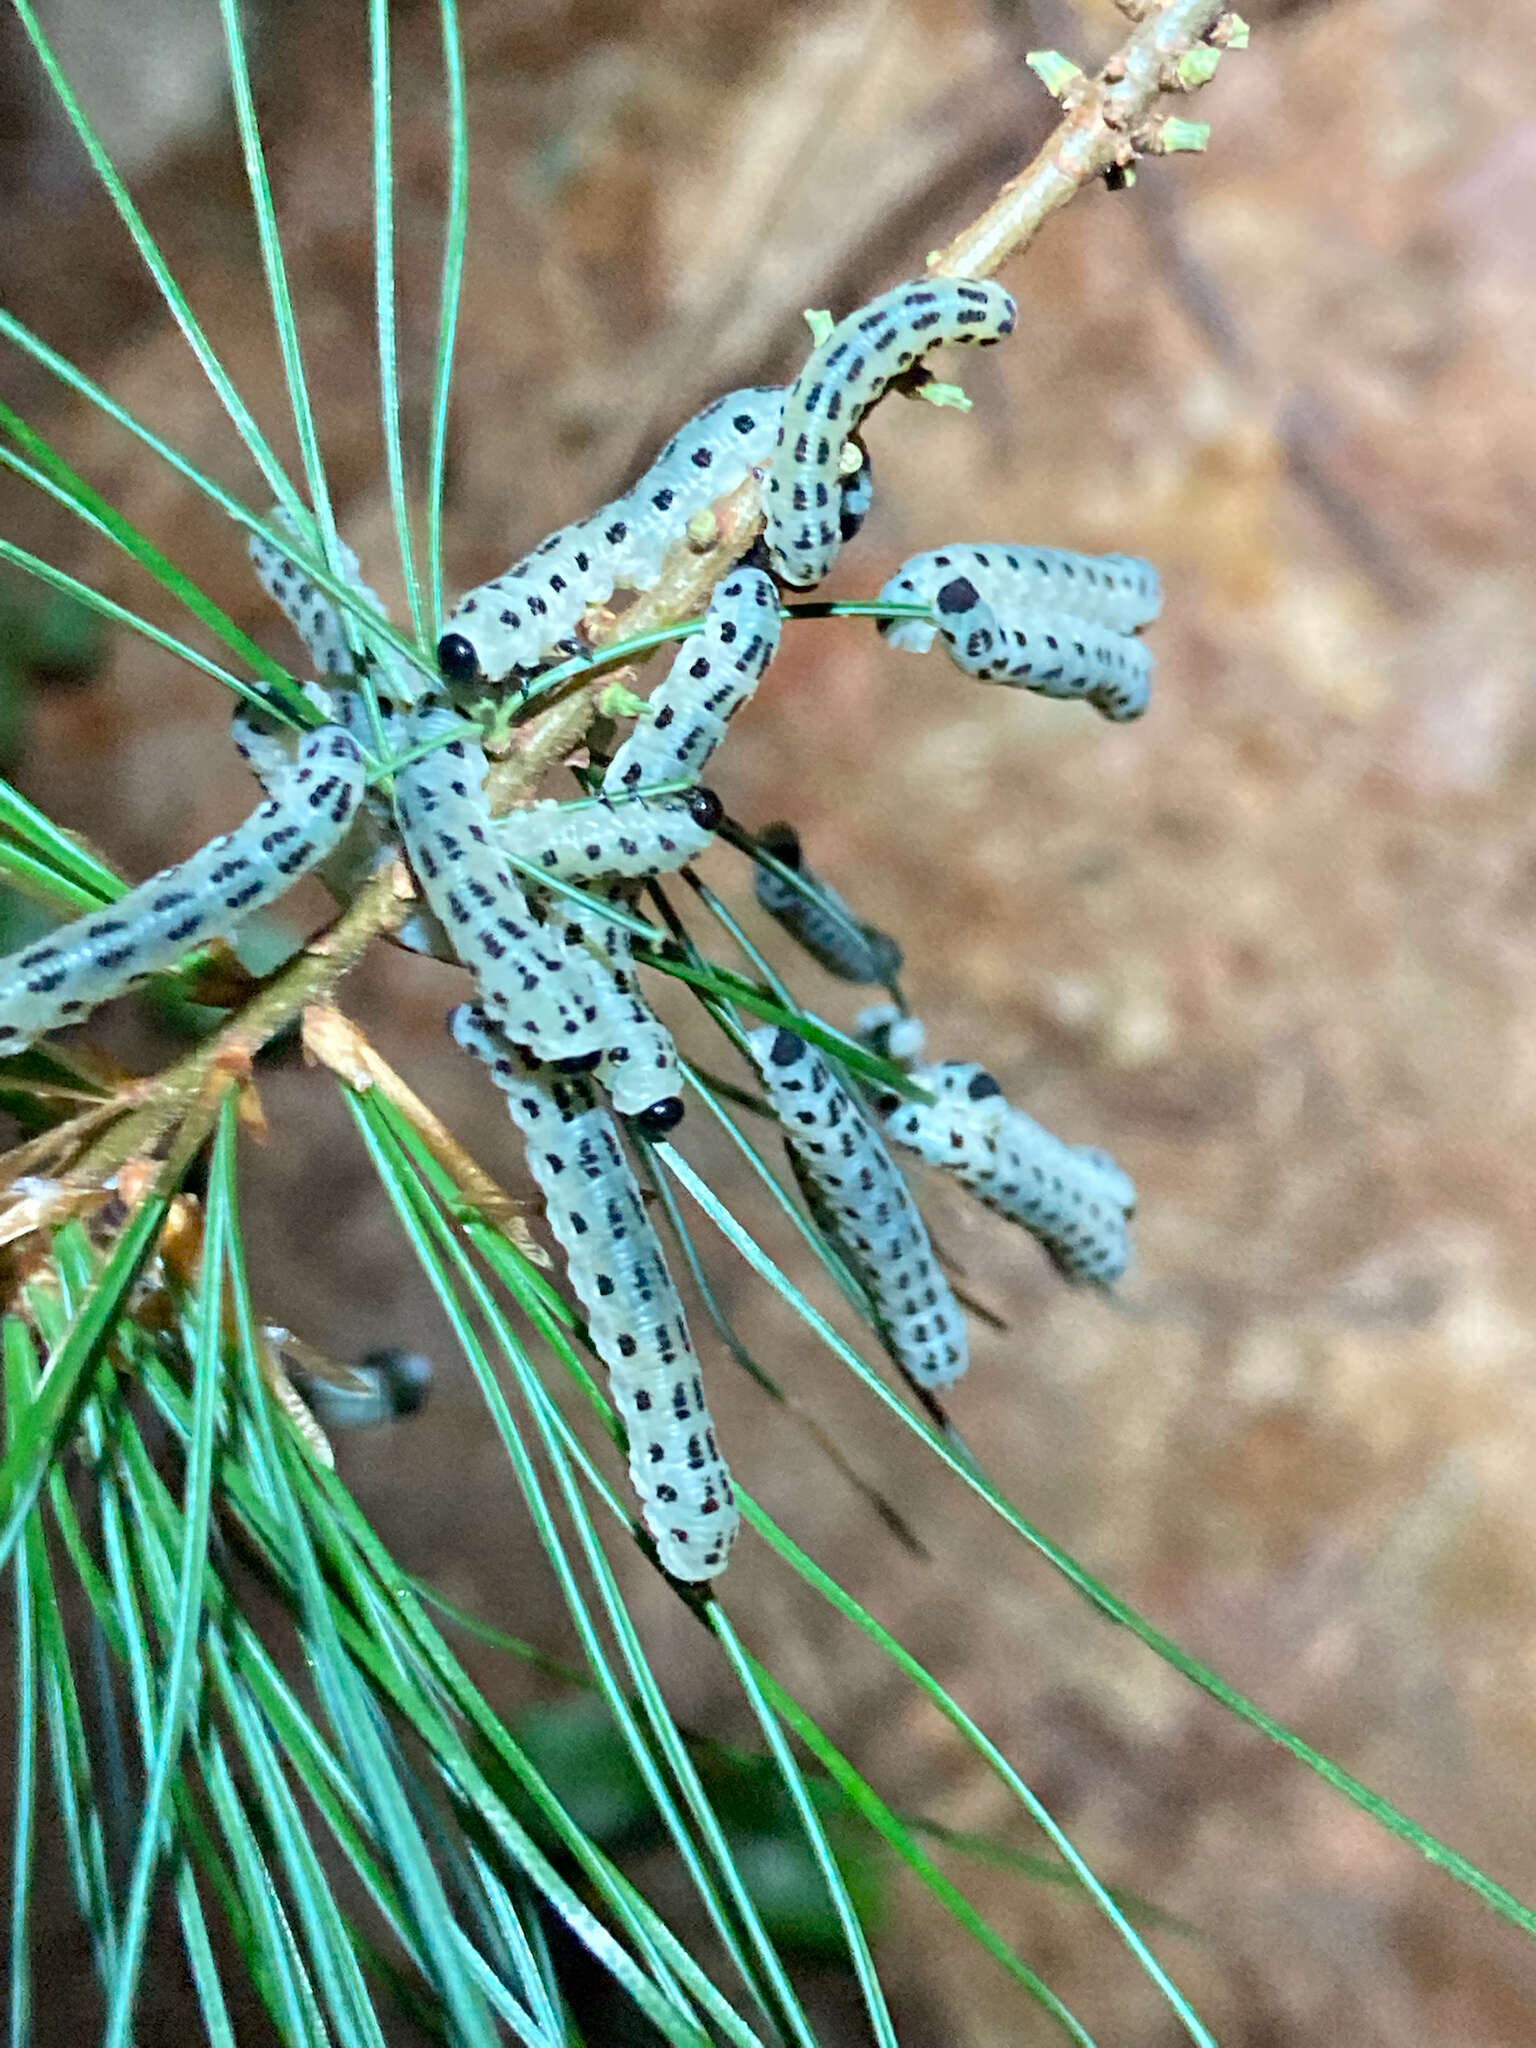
[1025,50,1084,99]
[1176,45,1222,88]
[916,382,973,414]
[1159,117,1210,154]
[599,681,649,720]
[803,309,835,347]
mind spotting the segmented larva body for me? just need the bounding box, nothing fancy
[496,787,724,881]
[0,728,365,1058]
[752,822,903,986]
[880,545,1160,642]
[391,707,612,1061]
[248,508,418,704]
[451,1005,737,1579]
[748,1027,966,1388]
[875,1062,1136,1286]
[605,387,785,590]
[533,881,683,1129]
[602,567,782,794]
[436,388,786,690]
[765,277,1017,588]
[877,544,1160,721]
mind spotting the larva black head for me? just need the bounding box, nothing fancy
[966,1070,1002,1101]
[768,1027,806,1067]
[872,1089,902,1115]
[866,932,905,983]
[687,787,725,831]
[633,1096,685,1137]
[359,1348,434,1417]
[436,632,483,687]
[757,821,802,868]
[935,576,981,618]
[554,1049,603,1074]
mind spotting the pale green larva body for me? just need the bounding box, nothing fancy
[452,1005,737,1580]
[877,543,1160,720]
[603,567,781,794]
[391,707,613,1064]
[748,1025,967,1389]
[495,787,723,881]
[751,822,903,987]
[0,727,366,1058]
[765,277,1016,588]
[436,388,786,690]
[874,1060,1136,1286]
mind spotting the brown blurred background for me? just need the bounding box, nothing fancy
[5,0,1536,2038]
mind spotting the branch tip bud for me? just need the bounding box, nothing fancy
[1176,45,1222,88]
[1025,49,1084,99]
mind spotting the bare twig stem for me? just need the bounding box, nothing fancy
[931,0,1231,279]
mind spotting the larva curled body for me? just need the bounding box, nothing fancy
[248,507,418,704]
[875,1060,1135,1286]
[603,567,781,794]
[752,822,902,987]
[748,1026,966,1388]
[0,727,366,1058]
[880,545,1160,645]
[437,388,786,690]
[451,1005,737,1579]
[765,278,1017,588]
[391,707,613,1060]
[496,787,724,881]
[877,544,1159,721]
[532,880,683,1127]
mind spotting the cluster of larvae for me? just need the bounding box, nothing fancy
[0,276,1160,1580]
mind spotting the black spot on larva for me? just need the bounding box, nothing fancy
[768,1028,804,1068]
[605,520,628,545]
[936,576,980,617]
[652,488,675,512]
[437,634,481,685]
[966,1071,1003,1101]
[554,1050,602,1074]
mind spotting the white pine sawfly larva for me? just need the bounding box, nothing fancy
[873,1059,1136,1286]
[451,1003,737,1579]
[436,387,786,691]
[747,1025,967,1388]
[391,706,615,1063]
[532,879,684,1133]
[495,787,724,881]
[765,277,1017,589]
[602,566,782,795]
[752,821,903,986]
[877,543,1160,721]
[0,728,366,1058]
[248,507,418,704]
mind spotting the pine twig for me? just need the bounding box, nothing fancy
[932,0,1240,280]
